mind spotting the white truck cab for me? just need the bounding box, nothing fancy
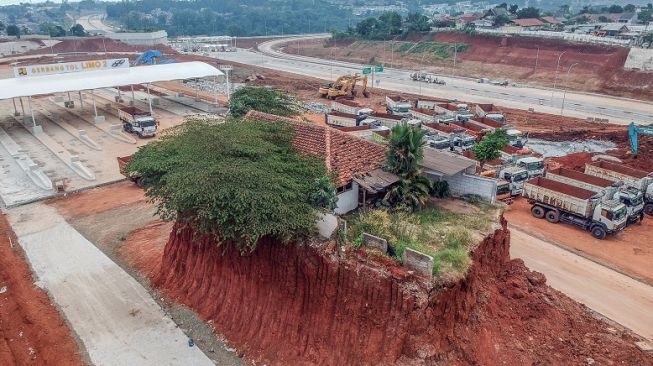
[499,166,530,196]
[517,156,545,178]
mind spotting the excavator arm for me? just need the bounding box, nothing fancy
[629,122,653,157]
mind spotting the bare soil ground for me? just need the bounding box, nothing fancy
[42,182,653,365]
[0,213,86,366]
[506,198,653,285]
[286,33,653,100]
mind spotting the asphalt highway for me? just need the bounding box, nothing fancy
[214,35,653,125]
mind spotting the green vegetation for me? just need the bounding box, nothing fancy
[402,41,468,59]
[333,11,430,41]
[472,129,509,168]
[106,0,357,36]
[229,86,302,118]
[126,119,333,253]
[346,207,492,276]
[383,122,433,211]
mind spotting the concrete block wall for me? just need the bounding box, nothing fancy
[433,173,497,203]
[625,48,653,71]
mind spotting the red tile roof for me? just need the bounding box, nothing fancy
[246,111,387,187]
[513,18,545,27]
[541,16,561,25]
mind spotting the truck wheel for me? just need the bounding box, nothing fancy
[645,203,653,217]
[531,206,545,219]
[591,226,607,240]
[545,210,560,223]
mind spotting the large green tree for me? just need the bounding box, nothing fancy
[384,122,433,211]
[472,129,509,168]
[6,24,20,37]
[229,86,302,118]
[517,7,541,19]
[126,119,331,252]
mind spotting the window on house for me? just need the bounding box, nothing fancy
[337,182,353,194]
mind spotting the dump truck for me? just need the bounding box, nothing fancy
[326,112,379,128]
[546,167,644,224]
[495,179,512,204]
[498,165,529,196]
[385,95,411,117]
[585,161,653,217]
[117,155,144,187]
[523,177,627,239]
[118,107,158,138]
[516,156,545,178]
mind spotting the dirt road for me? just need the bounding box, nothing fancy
[510,226,653,342]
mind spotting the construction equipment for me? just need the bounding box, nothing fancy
[319,74,369,99]
[523,177,627,239]
[385,95,411,117]
[118,107,158,138]
[133,50,176,66]
[628,122,653,157]
[117,155,144,187]
[585,160,653,217]
[547,167,645,224]
[516,156,545,178]
[326,74,369,99]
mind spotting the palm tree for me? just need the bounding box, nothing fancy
[384,122,433,211]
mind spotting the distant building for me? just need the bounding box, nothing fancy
[106,31,168,46]
[511,18,546,31]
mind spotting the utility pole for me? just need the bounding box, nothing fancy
[534,47,540,72]
[560,63,579,116]
[551,51,566,103]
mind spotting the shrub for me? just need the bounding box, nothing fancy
[126,119,330,252]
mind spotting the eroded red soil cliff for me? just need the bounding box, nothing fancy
[153,217,652,365]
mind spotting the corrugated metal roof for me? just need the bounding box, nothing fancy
[421,148,476,176]
[353,168,399,193]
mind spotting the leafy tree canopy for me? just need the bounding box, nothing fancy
[229,86,302,118]
[6,24,20,37]
[126,119,331,252]
[70,24,86,37]
[472,129,509,167]
[384,122,433,211]
[517,7,540,19]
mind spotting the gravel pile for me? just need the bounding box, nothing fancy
[182,79,245,95]
[303,102,329,114]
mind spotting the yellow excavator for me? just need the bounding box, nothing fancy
[321,74,369,100]
[318,75,350,98]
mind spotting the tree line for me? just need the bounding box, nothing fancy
[106,0,356,36]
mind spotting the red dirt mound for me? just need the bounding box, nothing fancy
[434,32,628,73]
[23,37,176,55]
[151,218,652,365]
[0,214,85,366]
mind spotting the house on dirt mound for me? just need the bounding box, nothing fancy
[246,111,399,214]
[247,111,502,210]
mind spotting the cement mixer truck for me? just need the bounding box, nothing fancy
[523,177,627,239]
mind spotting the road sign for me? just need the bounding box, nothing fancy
[375,66,384,73]
[362,67,372,75]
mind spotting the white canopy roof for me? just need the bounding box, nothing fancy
[0,61,223,99]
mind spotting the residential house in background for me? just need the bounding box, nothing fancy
[511,18,546,31]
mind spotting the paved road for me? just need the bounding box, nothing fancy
[510,226,653,342]
[76,14,117,34]
[7,203,214,365]
[213,35,653,125]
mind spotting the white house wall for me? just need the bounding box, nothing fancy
[335,182,360,214]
